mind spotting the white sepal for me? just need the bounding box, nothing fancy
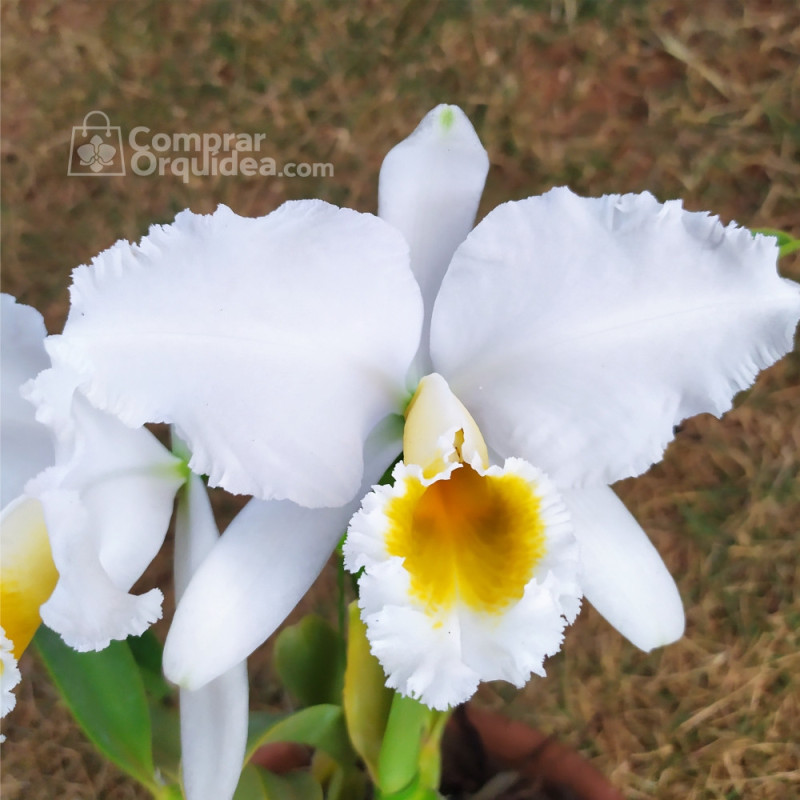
[561,485,685,651]
[432,188,800,487]
[175,472,248,800]
[174,469,219,597]
[379,105,489,375]
[48,201,421,507]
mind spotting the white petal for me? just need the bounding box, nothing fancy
[561,485,684,651]
[1,295,53,509]
[34,391,186,651]
[23,366,83,456]
[47,201,421,506]
[38,489,164,650]
[379,105,489,376]
[358,563,576,711]
[175,474,248,800]
[356,562,480,709]
[432,189,800,487]
[163,414,403,690]
[1,628,21,717]
[38,392,186,589]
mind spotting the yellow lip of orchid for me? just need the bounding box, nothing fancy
[344,373,580,710]
[393,374,548,617]
[0,495,59,717]
[384,464,550,618]
[0,496,58,660]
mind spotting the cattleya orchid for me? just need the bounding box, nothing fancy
[4,106,798,721]
[169,106,798,706]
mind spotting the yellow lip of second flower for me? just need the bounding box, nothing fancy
[1,496,59,658]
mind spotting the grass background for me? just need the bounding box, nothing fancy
[1,1,799,798]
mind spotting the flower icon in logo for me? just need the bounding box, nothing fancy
[77,135,117,172]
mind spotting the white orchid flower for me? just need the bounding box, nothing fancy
[42,108,800,709]
[338,106,799,707]
[0,293,188,692]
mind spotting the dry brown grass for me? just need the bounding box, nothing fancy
[2,1,799,798]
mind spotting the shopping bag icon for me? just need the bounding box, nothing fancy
[68,111,126,176]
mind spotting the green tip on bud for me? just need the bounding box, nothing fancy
[438,106,455,132]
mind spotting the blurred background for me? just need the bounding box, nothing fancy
[2,1,798,798]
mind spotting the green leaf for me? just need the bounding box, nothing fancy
[780,239,800,257]
[246,705,356,767]
[233,764,269,800]
[257,766,323,800]
[313,752,365,800]
[247,709,286,746]
[128,629,173,701]
[126,629,182,783]
[148,697,182,783]
[34,625,156,789]
[342,602,393,783]
[128,628,163,673]
[377,773,442,800]
[273,615,345,707]
[377,694,432,796]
